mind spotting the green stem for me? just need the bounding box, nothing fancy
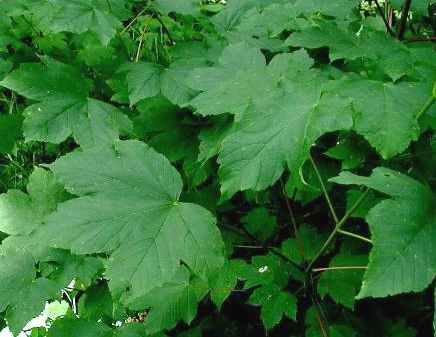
[416,96,435,120]
[337,229,372,244]
[313,266,368,272]
[305,189,371,273]
[309,154,339,224]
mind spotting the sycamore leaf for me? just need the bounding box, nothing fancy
[187,42,279,117]
[155,0,201,16]
[42,140,225,302]
[0,59,131,147]
[242,207,277,242]
[0,167,65,235]
[286,21,413,81]
[31,0,128,45]
[331,167,436,298]
[249,283,297,329]
[129,267,208,334]
[209,259,251,308]
[293,0,358,18]
[0,251,60,335]
[217,51,352,198]
[47,317,112,337]
[281,224,329,264]
[325,78,428,158]
[318,247,368,309]
[121,59,204,106]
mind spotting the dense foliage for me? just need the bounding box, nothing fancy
[0,0,435,336]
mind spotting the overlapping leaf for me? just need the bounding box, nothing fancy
[42,140,225,302]
[331,168,436,298]
[0,58,132,148]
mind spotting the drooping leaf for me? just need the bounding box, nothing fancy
[331,167,436,298]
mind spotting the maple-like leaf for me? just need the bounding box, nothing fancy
[31,0,129,45]
[42,140,225,301]
[120,59,204,106]
[0,167,65,235]
[187,42,279,117]
[0,251,60,335]
[249,283,297,329]
[325,77,430,158]
[331,167,436,298]
[0,58,132,147]
[216,50,353,198]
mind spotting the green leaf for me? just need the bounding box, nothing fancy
[217,53,352,197]
[0,59,131,147]
[187,42,278,117]
[47,317,112,337]
[331,167,436,298]
[0,168,65,235]
[155,0,201,16]
[318,246,368,309]
[281,224,329,264]
[249,283,297,329]
[293,0,358,18]
[43,140,225,301]
[242,207,277,242]
[33,0,128,45]
[0,251,60,335]
[129,267,208,334]
[121,59,204,106]
[325,78,427,158]
[209,259,251,309]
[0,114,22,154]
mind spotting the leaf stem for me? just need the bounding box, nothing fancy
[312,266,368,272]
[281,179,305,259]
[416,96,435,120]
[221,224,305,272]
[397,0,413,40]
[305,188,371,273]
[337,229,373,244]
[309,154,339,224]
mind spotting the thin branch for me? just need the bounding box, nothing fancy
[309,154,339,224]
[281,179,305,259]
[398,0,413,40]
[121,7,148,35]
[313,266,368,272]
[305,188,371,273]
[374,0,396,36]
[337,229,373,244]
[221,223,305,272]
